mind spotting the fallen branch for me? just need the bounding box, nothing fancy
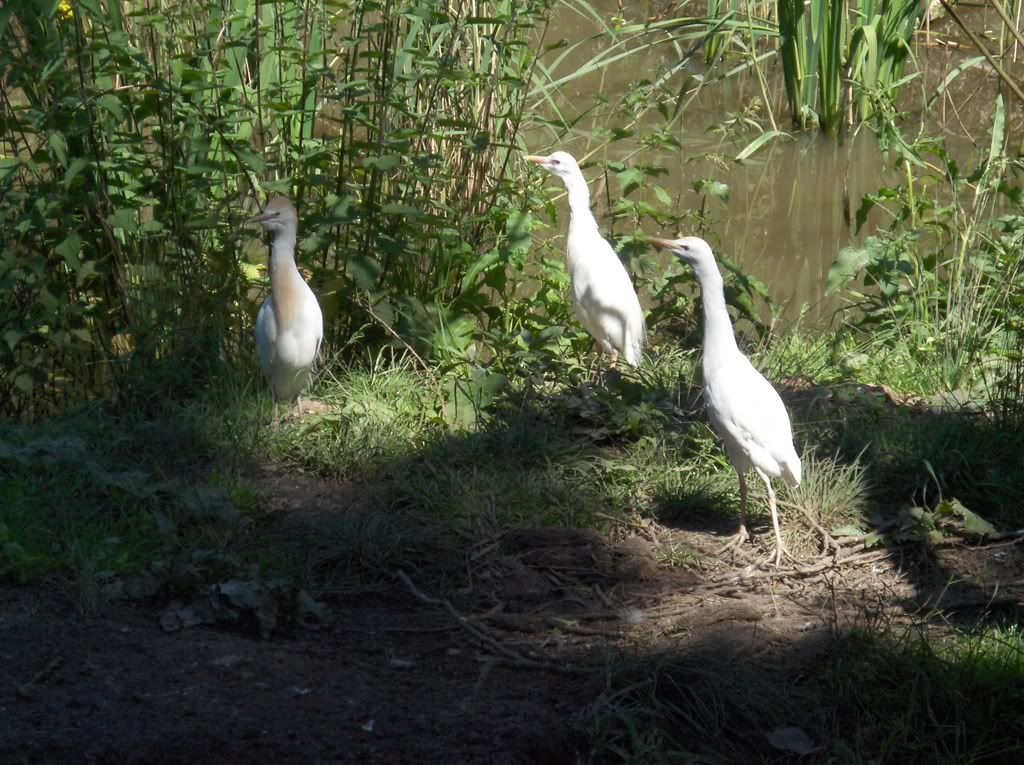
[394,570,590,675]
[15,656,63,700]
[710,549,892,586]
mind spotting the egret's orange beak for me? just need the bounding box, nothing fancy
[524,154,548,165]
[649,237,678,251]
[249,210,274,224]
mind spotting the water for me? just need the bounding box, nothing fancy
[528,1,1024,329]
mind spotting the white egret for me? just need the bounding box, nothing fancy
[650,236,801,565]
[525,152,645,370]
[251,196,324,427]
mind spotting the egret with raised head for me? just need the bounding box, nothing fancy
[650,236,801,565]
[525,151,645,371]
[251,196,324,427]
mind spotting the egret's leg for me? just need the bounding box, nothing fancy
[591,343,604,383]
[736,471,749,542]
[272,400,280,430]
[758,468,791,566]
[608,347,619,370]
[296,395,305,416]
[715,469,751,556]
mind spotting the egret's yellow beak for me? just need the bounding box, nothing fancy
[524,154,548,165]
[249,210,275,224]
[649,237,678,251]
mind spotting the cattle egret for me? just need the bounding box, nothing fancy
[251,196,324,427]
[650,236,801,565]
[525,151,645,370]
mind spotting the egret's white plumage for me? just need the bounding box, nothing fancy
[252,196,323,426]
[651,236,801,564]
[525,151,645,368]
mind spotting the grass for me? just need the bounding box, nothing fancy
[780,449,873,555]
[4,328,1024,755]
[6,329,1024,597]
[584,621,1024,763]
[584,643,794,762]
[818,624,1024,761]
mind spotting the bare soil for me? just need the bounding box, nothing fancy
[3,465,1023,764]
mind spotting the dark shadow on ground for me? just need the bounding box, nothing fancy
[5,377,1024,762]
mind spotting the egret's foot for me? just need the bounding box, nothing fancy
[289,397,327,420]
[770,540,796,567]
[714,526,751,557]
[818,529,841,556]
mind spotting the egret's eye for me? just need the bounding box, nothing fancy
[551,159,560,165]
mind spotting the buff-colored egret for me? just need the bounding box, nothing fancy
[650,236,801,565]
[251,196,323,427]
[525,151,645,370]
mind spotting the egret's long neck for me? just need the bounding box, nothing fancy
[563,171,597,237]
[269,225,303,326]
[693,258,740,365]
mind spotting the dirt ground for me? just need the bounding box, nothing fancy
[3,466,1024,764]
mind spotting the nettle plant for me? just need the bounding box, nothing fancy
[827,97,1024,391]
[0,0,552,417]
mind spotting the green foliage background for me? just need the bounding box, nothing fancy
[0,0,557,417]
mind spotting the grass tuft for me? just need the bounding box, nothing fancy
[780,449,873,556]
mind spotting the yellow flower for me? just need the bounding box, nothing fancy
[57,0,73,20]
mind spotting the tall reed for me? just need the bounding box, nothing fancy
[777,0,920,132]
[0,0,548,417]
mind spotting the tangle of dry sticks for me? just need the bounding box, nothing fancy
[393,570,590,675]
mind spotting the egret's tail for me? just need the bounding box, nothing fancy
[781,455,801,487]
[622,312,646,367]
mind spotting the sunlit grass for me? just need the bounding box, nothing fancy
[585,622,1024,762]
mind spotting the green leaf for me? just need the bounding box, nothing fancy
[47,131,68,166]
[615,167,646,196]
[3,330,22,351]
[442,367,507,429]
[826,246,871,294]
[653,185,671,205]
[235,146,266,173]
[363,154,401,171]
[734,130,790,162]
[106,209,138,231]
[347,254,383,290]
[0,157,21,182]
[380,203,422,217]
[96,94,125,121]
[934,498,998,540]
[460,249,500,295]
[831,524,866,538]
[240,261,262,280]
[505,209,533,252]
[62,157,89,189]
[986,94,1005,180]
[694,179,729,204]
[55,234,83,271]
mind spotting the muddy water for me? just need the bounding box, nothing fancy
[528,1,1024,329]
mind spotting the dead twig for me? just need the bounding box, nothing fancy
[15,656,63,700]
[709,549,892,586]
[394,570,590,675]
[783,502,841,554]
[544,616,625,639]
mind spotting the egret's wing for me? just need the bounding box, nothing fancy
[705,357,797,477]
[567,230,645,361]
[255,295,276,380]
[301,287,325,365]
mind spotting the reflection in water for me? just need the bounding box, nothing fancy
[526,1,1023,329]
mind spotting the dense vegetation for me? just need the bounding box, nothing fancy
[3,0,1024,761]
